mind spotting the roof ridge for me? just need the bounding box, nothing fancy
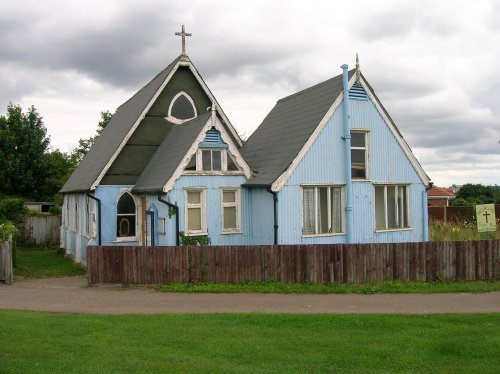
[277,68,355,103]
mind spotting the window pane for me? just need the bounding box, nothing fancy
[223,207,237,230]
[187,191,201,204]
[351,132,365,147]
[351,149,366,179]
[185,154,196,171]
[398,186,408,228]
[303,188,315,235]
[187,208,201,231]
[118,193,135,214]
[212,150,222,170]
[331,187,342,233]
[223,191,236,203]
[117,215,135,237]
[202,150,211,170]
[375,186,386,230]
[387,186,397,229]
[227,153,238,171]
[318,187,329,233]
[171,94,195,119]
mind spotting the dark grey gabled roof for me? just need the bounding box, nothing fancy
[60,56,183,193]
[133,112,211,193]
[241,70,355,186]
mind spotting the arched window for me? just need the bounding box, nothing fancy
[167,91,197,124]
[117,192,136,238]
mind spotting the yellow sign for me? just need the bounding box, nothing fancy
[476,204,496,232]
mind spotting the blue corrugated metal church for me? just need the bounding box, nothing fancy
[60,26,431,265]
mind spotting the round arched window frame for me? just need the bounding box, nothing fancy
[166,91,197,124]
[116,191,137,240]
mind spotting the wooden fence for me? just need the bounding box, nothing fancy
[20,215,61,245]
[87,241,500,285]
[0,235,13,285]
[428,205,500,223]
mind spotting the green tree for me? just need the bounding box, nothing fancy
[39,150,76,202]
[72,110,113,163]
[0,104,50,199]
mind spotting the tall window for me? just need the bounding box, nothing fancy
[375,185,409,230]
[117,192,136,238]
[84,195,90,235]
[302,186,343,235]
[167,91,197,123]
[351,131,368,179]
[65,197,70,228]
[221,188,240,233]
[185,189,206,235]
[74,198,79,231]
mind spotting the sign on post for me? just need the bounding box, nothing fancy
[476,204,496,232]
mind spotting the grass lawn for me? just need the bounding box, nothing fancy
[157,279,500,294]
[0,311,499,373]
[14,244,86,278]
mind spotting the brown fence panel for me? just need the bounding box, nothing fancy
[86,240,500,285]
[428,205,499,223]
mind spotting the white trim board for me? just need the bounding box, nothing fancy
[90,56,244,191]
[162,115,252,193]
[270,74,357,192]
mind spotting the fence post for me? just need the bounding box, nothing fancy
[1,235,14,285]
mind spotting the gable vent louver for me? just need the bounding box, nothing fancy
[204,129,220,143]
[349,83,368,101]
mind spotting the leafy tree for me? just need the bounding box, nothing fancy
[72,110,113,163]
[0,104,50,199]
[451,183,498,206]
[39,150,76,202]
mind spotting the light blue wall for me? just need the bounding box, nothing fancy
[95,185,140,246]
[150,175,251,245]
[279,96,426,244]
[61,193,94,264]
[248,188,275,244]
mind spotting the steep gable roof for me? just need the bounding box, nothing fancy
[61,54,243,193]
[61,56,182,193]
[241,70,355,187]
[133,112,211,193]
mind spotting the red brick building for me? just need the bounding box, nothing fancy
[427,185,456,207]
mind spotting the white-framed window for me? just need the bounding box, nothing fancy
[302,186,343,236]
[74,197,79,232]
[167,91,197,124]
[84,195,90,236]
[375,184,410,230]
[116,192,137,239]
[221,188,241,233]
[185,148,240,173]
[185,188,206,235]
[158,217,166,235]
[65,197,70,228]
[351,130,368,179]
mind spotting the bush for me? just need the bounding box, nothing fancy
[0,197,27,224]
[0,221,18,242]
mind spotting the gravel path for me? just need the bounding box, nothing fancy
[1,276,499,314]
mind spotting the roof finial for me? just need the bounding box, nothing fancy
[175,25,192,55]
[355,53,360,82]
[211,101,216,127]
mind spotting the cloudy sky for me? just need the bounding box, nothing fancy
[1,0,499,187]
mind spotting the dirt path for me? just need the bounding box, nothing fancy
[1,276,499,314]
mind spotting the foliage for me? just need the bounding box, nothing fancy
[451,183,500,206]
[14,244,86,277]
[0,104,50,199]
[0,196,27,224]
[1,312,499,373]
[38,150,76,202]
[0,221,18,242]
[429,219,500,241]
[179,231,211,246]
[157,279,500,294]
[72,110,113,163]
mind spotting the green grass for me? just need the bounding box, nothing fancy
[0,311,499,373]
[14,245,86,278]
[157,279,500,294]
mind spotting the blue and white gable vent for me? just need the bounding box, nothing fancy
[199,128,228,148]
[349,83,368,101]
